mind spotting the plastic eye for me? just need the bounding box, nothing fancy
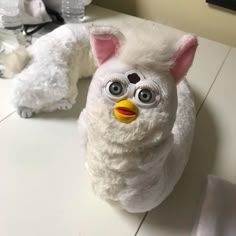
[104,78,128,101]
[138,88,153,103]
[108,81,123,96]
[134,84,161,107]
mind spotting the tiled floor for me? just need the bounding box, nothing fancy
[0,5,235,236]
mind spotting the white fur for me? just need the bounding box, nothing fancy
[78,56,196,212]
[11,24,96,117]
[120,36,172,72]
[77,26,197,212]
[0,46,31,79]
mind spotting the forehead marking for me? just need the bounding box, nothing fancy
[127,73,141,84]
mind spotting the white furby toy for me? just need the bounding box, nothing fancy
[78,26,198,213]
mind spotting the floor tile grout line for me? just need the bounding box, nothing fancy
[196,47,232,117]
[0,111,16,124]
[134,212,149,236]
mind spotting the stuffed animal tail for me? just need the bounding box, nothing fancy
[0,46,31,79]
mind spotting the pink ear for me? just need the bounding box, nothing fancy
[171,34,198,83]
[90,27,124,65]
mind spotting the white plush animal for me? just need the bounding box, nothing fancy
[9,24,96,118]
[78,26,198,213]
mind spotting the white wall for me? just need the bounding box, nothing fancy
[94,0,236,47]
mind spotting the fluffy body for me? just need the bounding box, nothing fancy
[11,24,96,117]
[78,58,196,213]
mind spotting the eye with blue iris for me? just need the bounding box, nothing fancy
[134,84,161,107]
[105,78,128,100]
[108,81,123,96]
[138,88,153,103]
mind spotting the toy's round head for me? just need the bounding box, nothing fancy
[86,26,197,148]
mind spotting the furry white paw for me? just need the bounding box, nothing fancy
[17,107,33,118]
[55,100,73,111]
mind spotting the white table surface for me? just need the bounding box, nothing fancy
[0,5,234,236]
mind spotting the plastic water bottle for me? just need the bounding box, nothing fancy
[61,0,85,23]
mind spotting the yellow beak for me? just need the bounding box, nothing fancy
[114,99,138,123]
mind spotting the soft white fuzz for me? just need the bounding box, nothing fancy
[119,29,177,71]
[11,24,96,117]
[77,25,197,212]
[78,58,196,213]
